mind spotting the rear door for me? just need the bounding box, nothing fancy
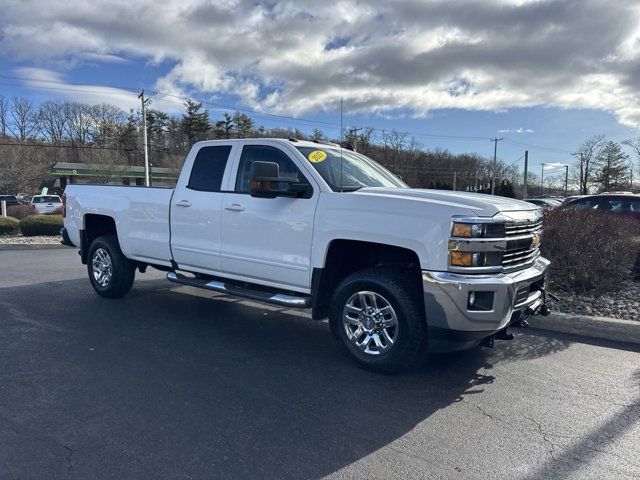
[170,143,236,273]
[220,143,319,291]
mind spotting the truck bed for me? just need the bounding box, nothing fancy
[64,185,175,266]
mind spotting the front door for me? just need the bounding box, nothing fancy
[220,144,318,291]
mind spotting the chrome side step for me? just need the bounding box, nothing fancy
[166,272,312,308]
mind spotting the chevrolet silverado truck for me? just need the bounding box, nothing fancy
[62,138,550,372]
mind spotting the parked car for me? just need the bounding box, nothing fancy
[30,195,63,214]
[523,198,561,210]
[0,195,21,207]
[562,194,640,221]
[62,138,550,372]
[16,193,33,204]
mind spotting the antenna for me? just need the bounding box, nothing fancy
[340,97,343,192]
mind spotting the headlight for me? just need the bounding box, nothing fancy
[451,221,504,239]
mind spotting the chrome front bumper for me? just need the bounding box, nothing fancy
[422,257,550,349]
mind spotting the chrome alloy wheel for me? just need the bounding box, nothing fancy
[342,291,399,355]
[92,247,113,288]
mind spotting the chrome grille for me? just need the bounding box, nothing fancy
[502,219,542,273]
[514,283,531,307]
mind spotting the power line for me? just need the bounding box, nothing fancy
[0,77,493,142]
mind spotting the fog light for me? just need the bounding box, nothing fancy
[468,291,494,311]
[469,291,476,306]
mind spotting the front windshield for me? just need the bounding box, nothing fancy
[296,146,407,191]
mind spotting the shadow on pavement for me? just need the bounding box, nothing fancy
[0,278,574,479]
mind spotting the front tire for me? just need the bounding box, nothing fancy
[329,268,427,373]
[87,235,135,298]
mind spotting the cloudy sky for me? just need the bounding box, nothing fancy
[2,0,640,174]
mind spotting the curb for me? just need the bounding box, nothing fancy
[0,244,72,251]
[528,312,640,346]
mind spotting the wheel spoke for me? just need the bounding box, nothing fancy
[344,315,361,326]
[382,328,395,345]
[358,292,370,309]
[345,304,362,316]
[372,333,384,349]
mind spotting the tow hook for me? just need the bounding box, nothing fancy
[481,335,495,348]
[495,328,515,341]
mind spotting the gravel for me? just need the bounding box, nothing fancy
[0,235,62,245]
[549,278,640,322]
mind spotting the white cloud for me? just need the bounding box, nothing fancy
[543,162,569,170]
[498,128,535,134]
[2,0,640,126]
[13,67,183,113]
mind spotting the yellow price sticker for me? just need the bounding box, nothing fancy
[308,150,328,163]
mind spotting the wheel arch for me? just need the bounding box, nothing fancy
[311,239,423,320]
[80,214,118,264]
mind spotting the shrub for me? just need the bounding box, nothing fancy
[19,215,63,236]
[6,204,36,219]
[541,209,640,293]
[0,216,20,235]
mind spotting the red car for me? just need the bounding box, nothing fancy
[563,194,640,221]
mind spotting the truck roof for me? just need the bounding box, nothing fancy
[193,138,342,150]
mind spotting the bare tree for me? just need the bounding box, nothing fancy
[572,135,606,195]
[8,97,40,140]
[39,100,68,143]
[0,143,49,193]
[64,101,95,144]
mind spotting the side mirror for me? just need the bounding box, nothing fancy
[250,161,311,198]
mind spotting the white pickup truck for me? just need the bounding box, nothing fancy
[62,138,550,372]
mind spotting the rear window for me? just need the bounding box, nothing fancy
[187,145,233,192]
[32,196,60,203]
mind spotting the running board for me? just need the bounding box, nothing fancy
[166,272,312,308]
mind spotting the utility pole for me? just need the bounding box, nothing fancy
[453,171,457,191]
[523,150,529,199]
[138,90,150,187]
[490,137,503,195]
[347,127,362,152]
[564,165,569,197]
[540,164,545,197]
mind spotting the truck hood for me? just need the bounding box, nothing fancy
[353,187,538,217]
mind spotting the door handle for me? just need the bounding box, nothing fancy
[175,200,192,207]
[224,203,245,212]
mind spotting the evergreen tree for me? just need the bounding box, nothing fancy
[310,128,326,142]
[596,141,629,191]
[214,112,234,138]
[180,99,210,146]
[232,111,254,138]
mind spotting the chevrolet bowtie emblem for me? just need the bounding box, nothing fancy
[531,234,541,246]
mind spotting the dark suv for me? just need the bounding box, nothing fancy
[0,195,20,207]
[563,194,640,221]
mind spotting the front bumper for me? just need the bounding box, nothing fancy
[423,256,550,352]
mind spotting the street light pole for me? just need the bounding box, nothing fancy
[564,165,569,197]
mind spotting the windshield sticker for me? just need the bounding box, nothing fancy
[308,150,328,163]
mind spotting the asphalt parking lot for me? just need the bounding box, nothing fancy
[0,248,639,479]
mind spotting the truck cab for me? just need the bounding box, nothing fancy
[63,138,549,372]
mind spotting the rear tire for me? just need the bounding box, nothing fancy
[87,235,135,298]
[329,268,427,373]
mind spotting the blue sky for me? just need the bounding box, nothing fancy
[2,0,640,181]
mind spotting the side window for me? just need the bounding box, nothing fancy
[569,198,598,209]
[235,145,305,192]
[187,145,232,192]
